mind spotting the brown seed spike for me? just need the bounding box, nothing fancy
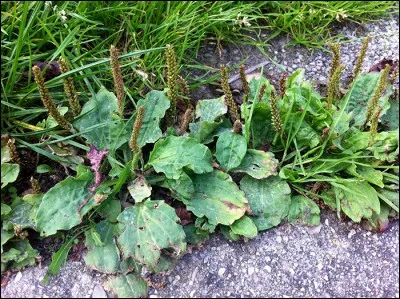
[130,106,145,153]
[179,108,193,136]
[59,57,81,116]
[233,119,242,134]
[110,45,125,117]
[220,64,240,122]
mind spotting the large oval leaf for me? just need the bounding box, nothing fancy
[240,175,291,231]
[216,131,247,171]
[35,172,98,236]
[186,170,249,226]
[231,149,278,179]
[136,90,170,147]
[195,97,227,122]
[117,199,186,269]
[148,136,213,179]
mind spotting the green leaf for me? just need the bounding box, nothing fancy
[186,170,248,226]
[162,172,194,202]
[36,164,52,174]
[36,173,98,237]
[381,96,399,130]
[1,140,11,163]
[148,255,177,273]
[136,90,170,147]
[127,175,152,203]
[345,165,384,188]
[43,234,78,284]
[249,103,275,148]
[194,217,216,233]
[1,203,12,217]
[230,215,258,238]
[333,181,380,222]
[117,200,186,269]
[240,175,291,231]
[1,239,38,271]
[231,149,278,179]
[286,112,321,148]
[286,68,305,88]
[1,229,14,254]
[367,130,399,162]
[216,131,247,171]
[97,199,121,223]
[73,87,129,150]
[183,224,210,245]
[287,195,320,226]
[9,200,38,229]
[220,226,240,241]
[105,274,148,298]
[119,257,142,275]
[148,136,213,180]
[362,203,390,232]
[85,220,120,274]
[1,163,20,189]
[195,97,227,122]
[248,76,274,104]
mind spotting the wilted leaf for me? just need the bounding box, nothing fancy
[287,195,320,226]
[148,136,213,180]
[87,145,109,192]
[105,274,148,298]
[216,131,247,171]
[117,200,186,269]
[362,203,390,232]
[231,149,278,179]
[186,170,248,226]
[240,175,291,231]
[127,175,152,203]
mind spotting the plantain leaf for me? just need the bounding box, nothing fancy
[216,131,247,171]
[333,181,380,222]
[136,90,170,147]
[287,195,320,226]
[36,171,99,237]
[105,274,148,298]
[148,136,213,179]
[117,199,186,269]
[195,97,227,122]
[240,175,291,231]
[1,163,20,189]
[73,87,130,150]
[345,164,384,188]
[85,220,120,274]
[231,149,278,179]
[186,170,249,226]
[230,215,258,238]
[127,175,152,203]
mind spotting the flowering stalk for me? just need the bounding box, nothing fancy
[369,106,383,145]
[30,177,41,194]
[327,65,345,109]
[32,66,71,130]
[327,42,341,82]
[220,64,240,122]
[129,106,144,153]
[365,64,390,125]
[59,58,81,116]
[279,72,288,97]
[177,75,192,110]
[352,35,370,80]
[166,44,179,124]
[7,138,21,164]
[270,90,282,135]
[179,108,192,136]
[239,64,249,104]
[233,119,242,134]
[110,45,125,117]
[258,83,267,102]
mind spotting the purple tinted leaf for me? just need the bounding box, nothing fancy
[24,61,61,81]
[87,145,109,191]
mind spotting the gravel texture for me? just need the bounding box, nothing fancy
[2,13,399,299]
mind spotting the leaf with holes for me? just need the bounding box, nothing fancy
[85,220,120,274]
[127,175,152,203]
[231,149,278,179]
[117,199,186,269]
[216,131,247,171]
[240,175,291,231]
[186,170,248,226]
[148,136,213,179]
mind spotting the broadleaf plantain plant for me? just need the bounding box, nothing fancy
[0,39,398,297]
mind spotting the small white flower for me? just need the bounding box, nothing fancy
[61,15,67,22]
[53,5,57,11]
[60,10,66,16]
[45,1,52,6]
[242,16,251,27]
